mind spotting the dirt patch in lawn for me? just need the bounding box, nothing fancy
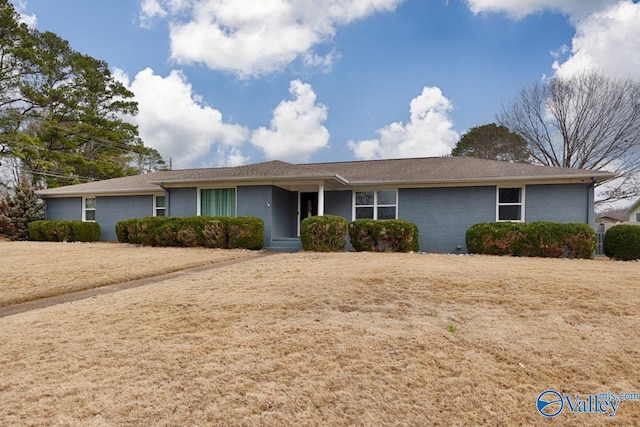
[0,249,638,426]
[0,241,255,307]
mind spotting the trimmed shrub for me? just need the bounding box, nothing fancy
[227,217,264,250]
[561,223,598,259]
[156,218,181,247]
[135,216,169,246]
[199,217,227,248]
[28,220,101,242]
[115,216,264,250]
[603,224,640,261]
[465,221,596,259]
[348,219,377,252]
[115,219,135,243]
[465,222,526,256]
[300,215,348,252]
[348,219,419,252]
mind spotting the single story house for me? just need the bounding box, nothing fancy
[626,198,640,223]
[595,209,629,233]
[37,157,614,253]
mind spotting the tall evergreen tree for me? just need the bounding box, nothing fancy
[0,0,165,188]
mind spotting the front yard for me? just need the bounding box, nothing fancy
[0,243,638,425]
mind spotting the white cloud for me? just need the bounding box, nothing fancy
[10,0,37,27]
[138,0,167,28]
[140,0,403,77]
[251,80,329,163]
[465,0,617,21]
[348,87,459,160]
[552,1,640,79]
[114,67,249,168]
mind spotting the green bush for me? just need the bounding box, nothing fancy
[603,224,640,261]
[115,216,264,250]
[465,222,526,256]
[28,220,101,242]
[300,215,348,252]
[561,223,599,259]
[227,217,264,250]
[465,221,596,259]
[348,219,376,252]
[348,219,419,252]
[115,218,134,243]
[198,217,227,248]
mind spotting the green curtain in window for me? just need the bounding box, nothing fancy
[201,189,236,216]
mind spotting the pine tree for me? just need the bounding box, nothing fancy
[0,175,45,240]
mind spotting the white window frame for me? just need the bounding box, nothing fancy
[82,196,96,222]
[153,195,166,217]
[496,186,525,222]
[196,187,238,217]
[352,189,398,220]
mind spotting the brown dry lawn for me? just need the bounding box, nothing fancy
[0,241,254,307]
[0,242,638,426]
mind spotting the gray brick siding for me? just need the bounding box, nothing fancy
[272,186,297,237]
[167,187,197,217]
[325,191,352,220]
[525,183,592,223]
[237,186,273,246]
[96,195,153,241]
[399,186,496,253]
[45,198,82,221]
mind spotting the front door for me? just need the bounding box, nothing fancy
[300,192,318,224]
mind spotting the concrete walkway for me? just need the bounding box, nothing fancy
[0,252,272,319]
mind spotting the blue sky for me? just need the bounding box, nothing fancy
[12,0,640,169]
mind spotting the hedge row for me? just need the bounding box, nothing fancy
[300,215,348,252]
[603,224,640,261]
[115,216,264,249]
[465,221,596,259]
[28,220,101,242]
[348,219,419,253]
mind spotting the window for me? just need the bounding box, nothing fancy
[200,188,236,216]
[83,197,96,222]
[636,213,640,222]
[154,195,166,217]
[354,190,397,220]
[497,187,524,221]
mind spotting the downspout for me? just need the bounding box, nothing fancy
[160,182,169,216]
[588,177,596,226]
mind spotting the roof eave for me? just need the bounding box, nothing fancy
[349,172,615,187]
[150,174,349,186]
[37,187,163,198]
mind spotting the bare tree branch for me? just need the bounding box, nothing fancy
[499,70,640,204]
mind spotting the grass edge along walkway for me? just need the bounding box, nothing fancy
[0,253,273,319]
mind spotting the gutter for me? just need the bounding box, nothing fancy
[349,172,616,187]
[36,187,164,198]
[149,174,350,186]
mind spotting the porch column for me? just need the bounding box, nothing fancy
[318,183,325,216]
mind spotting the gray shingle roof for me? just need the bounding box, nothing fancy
[37,157,615,197]
[595,209,629,222]
[306,157,613,184]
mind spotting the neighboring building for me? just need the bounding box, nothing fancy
[595,209,629,233]
[37,157,614,253]
[627,198,640,223]
[595,209,629,224]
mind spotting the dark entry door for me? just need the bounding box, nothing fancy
[300,192,318,223]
